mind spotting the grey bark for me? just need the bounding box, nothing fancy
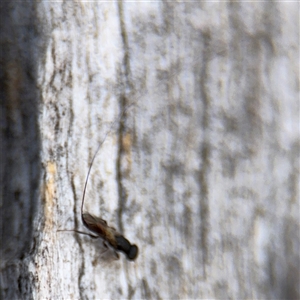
[1,2,299,300]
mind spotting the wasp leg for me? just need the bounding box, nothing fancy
[101,242,111,255]
[74,230,99,239]
[113,251,120,260]
[88,233,100,239]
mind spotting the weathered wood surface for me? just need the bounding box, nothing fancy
[1,2,299,299]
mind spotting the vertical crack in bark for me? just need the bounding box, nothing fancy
[70,176,85,299]
[116,0,132,235]
[117,1,134,295]
[198,31,212,279]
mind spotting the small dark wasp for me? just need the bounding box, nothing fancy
[79,212,138,261]
[63,124,138,261]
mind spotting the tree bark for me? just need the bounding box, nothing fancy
[1,2,299,299]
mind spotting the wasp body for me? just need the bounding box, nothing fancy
[81,212,138,260]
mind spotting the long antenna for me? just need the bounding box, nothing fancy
[81,103,135,218]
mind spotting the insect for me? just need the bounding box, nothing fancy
[79,213,138,261]
[78,135,139,260]
[63,107,138,261]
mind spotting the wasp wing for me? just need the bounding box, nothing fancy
[82,213,117,247]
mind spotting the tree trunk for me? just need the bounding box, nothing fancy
[1,2,299,299]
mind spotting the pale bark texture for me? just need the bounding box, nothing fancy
[1,2,299,300]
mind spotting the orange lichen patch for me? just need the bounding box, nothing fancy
[122,132,132,153]
[122,132,132,173]
[44,161,57,231]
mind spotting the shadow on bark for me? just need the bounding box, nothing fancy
[0,2,44,299]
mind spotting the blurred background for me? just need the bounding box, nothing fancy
[1,2,299,299]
